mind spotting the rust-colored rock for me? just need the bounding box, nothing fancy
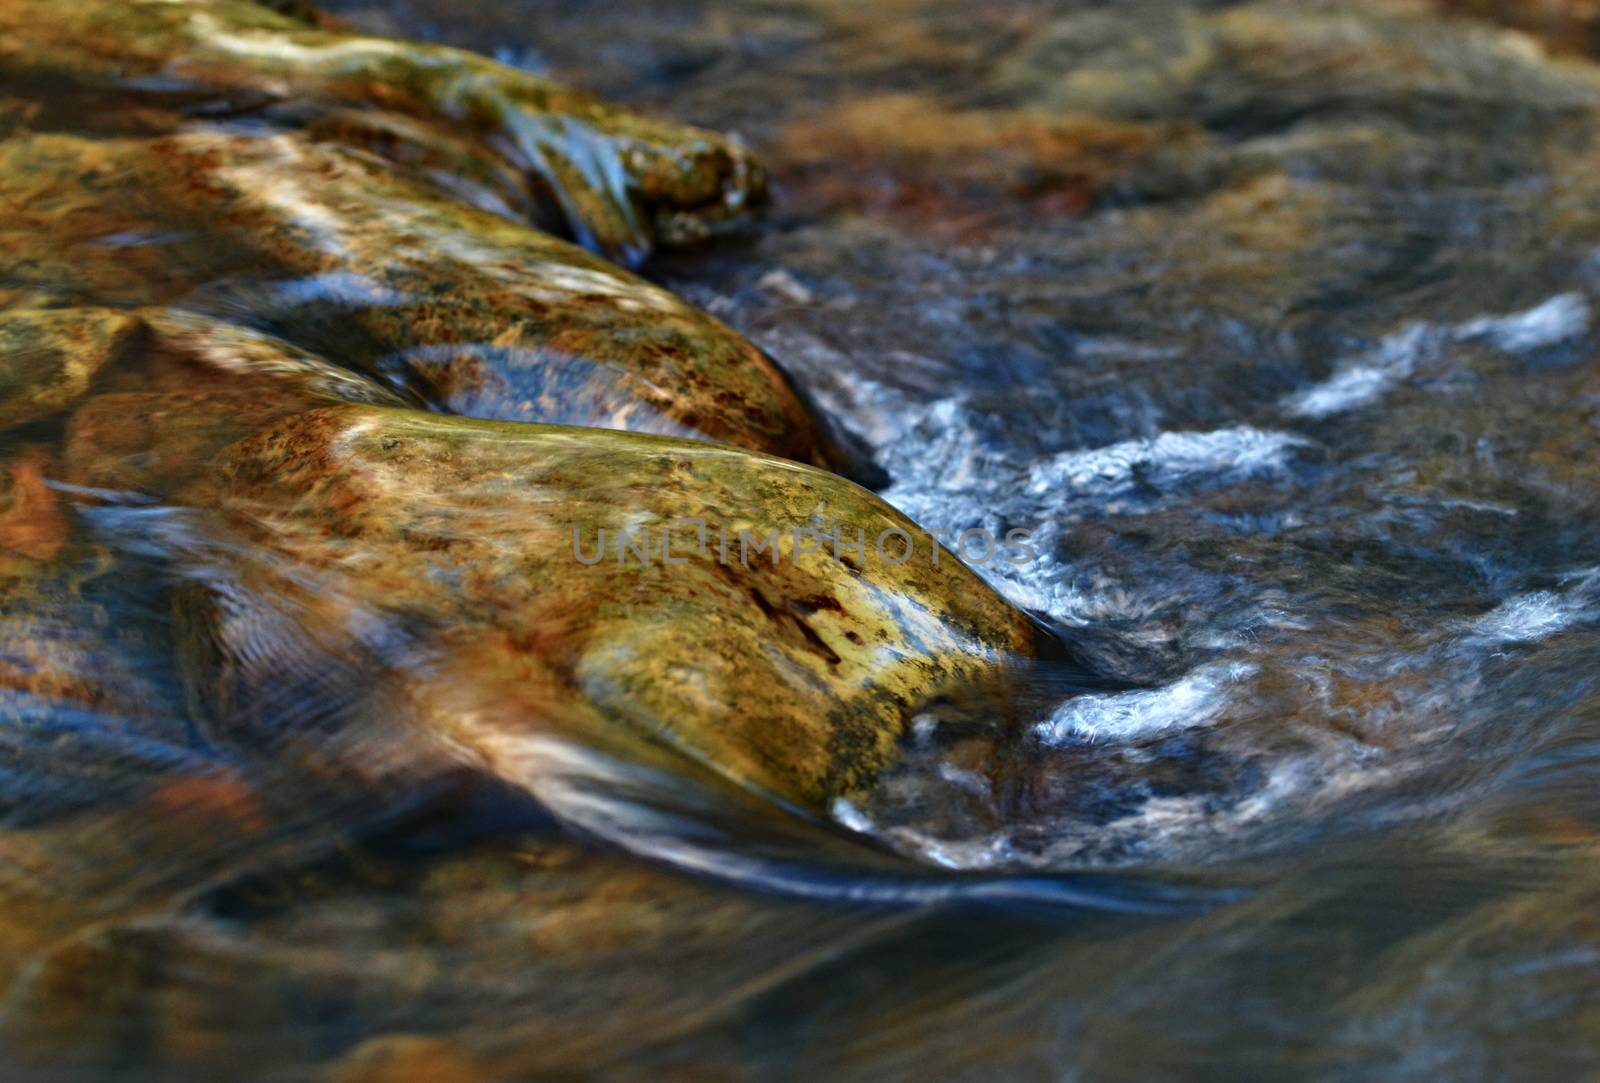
[777,93,1197,229]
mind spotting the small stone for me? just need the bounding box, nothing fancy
[0,308,139,429]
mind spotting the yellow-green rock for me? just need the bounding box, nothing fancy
[0,130,829,465]
[0,0,767,265]
[180,405,1036,811]
[0,308,140,429]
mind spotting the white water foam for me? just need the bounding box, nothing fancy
[1455,292,1591,353]
[1021,428,1310,500]
[1286,293,1592,420]
[1462,571,1600,645]
[1034,663,1255,745]
[1286,322,1439,419]
[876,403,1310,627]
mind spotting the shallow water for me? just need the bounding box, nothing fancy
[8,0,1600,1079]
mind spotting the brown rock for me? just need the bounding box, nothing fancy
[63,308,405,495]
[0,131,830,465]
[777,93,1197,231]
[179,405,1037,811]
[0,0,767,265]
[0,446,67,562]
[0,307,139,429]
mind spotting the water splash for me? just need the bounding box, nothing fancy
[1035,662,1255,745]
[1287,293,1594,419]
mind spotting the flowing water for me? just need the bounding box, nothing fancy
[8,0,1600,1079]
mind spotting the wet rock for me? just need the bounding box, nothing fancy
[0,455,243,996]
[0,453,163,725]
[20,0,1600,1074]
[0,308,139,430]
[0,0,767,266]
[1433,0,1600,56]
[63,308,405,496]
[0,447,66,563]
[178,404,1036,811]
[327,1037,487,1083]
[775,94,1199,229]
[0,833,863,1082]
[0,130,831,466]
[0,768,262,978]
[991,4,1220,121]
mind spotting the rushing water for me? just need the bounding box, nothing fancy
[8,0,1600,1079]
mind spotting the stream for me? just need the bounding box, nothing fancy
[6,1,1600,1079]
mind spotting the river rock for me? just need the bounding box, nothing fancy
[0,129,833,466]
[0,832,860,1082]
[0,308,140,430]
[0,447,165,729]
[177,404,1036,811]
[775,93,1200,227]
[62,308,405,495]
[0,0,767,266]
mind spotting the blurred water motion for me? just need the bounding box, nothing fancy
[6,0,1600,1079]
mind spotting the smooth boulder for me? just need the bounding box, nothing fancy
[178,405,1037,811]
[0,0,767,265]
[0,130,832,466]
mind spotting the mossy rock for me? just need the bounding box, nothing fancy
[178,405,1036,811]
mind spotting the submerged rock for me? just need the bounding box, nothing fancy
[775,93,1199,228]
[0,446,251,994]
[0,308,140,430]
[177,405,1036,811]
[0,447,170,736]
[63,307,406,495]
[0,832,860,1082]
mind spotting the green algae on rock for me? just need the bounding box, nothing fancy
[0,0,766,267]
[176,405,1035,812]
